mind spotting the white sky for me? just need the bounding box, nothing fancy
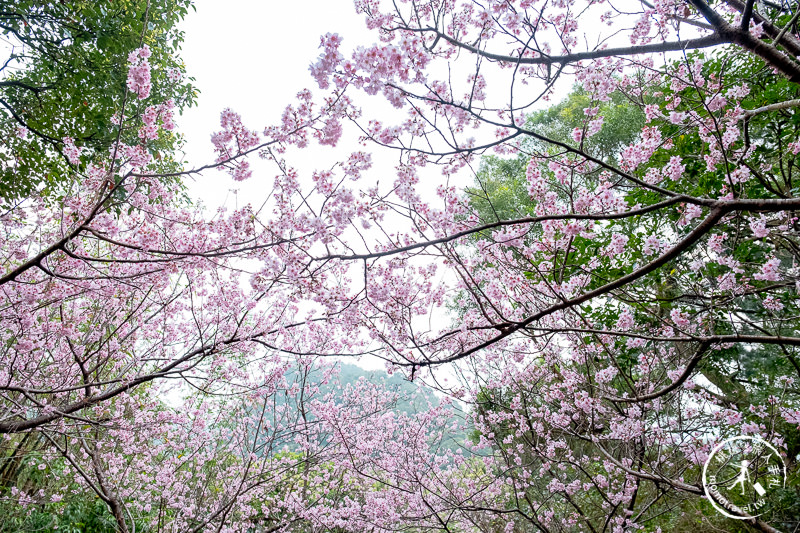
[172,0,573,383]
[173,0,574,385]
[175,0,569,208]
[177,0,376,210]
[176,1,437,374]
[174,0,599,204]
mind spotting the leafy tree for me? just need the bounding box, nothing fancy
[0,0,196,202]
[3,0,800,531]
[467,88,645,234]
[465,53,800,531]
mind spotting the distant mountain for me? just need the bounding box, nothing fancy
[275,362,470,453]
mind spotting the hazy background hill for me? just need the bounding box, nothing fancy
[276,362,470,453]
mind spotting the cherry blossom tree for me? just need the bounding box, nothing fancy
[297,0,800,530]
[3,0,800,531]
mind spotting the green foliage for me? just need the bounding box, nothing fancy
[467,155,532,225]
[0,498,119,533]
[0,0,197,202]
[463,51,800,531]
[466,88,646,227]
[523,87,647,164]
[0,437,121,532]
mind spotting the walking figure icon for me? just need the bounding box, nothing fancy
[703,436,786,520]
[729,460,750,495]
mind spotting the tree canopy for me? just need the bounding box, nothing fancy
[0,0,195,202]
[2,0,800,531]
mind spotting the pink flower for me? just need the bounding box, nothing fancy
[318,117,343,146]
[63,137,82,165]
[310,33,344,89]
[749,215,769,238]
[742,421,761,435]
[729,166,750,184]
[547,478,566,493]
[754,257,781,281]
[586,117,604,137]
[781,407,800,426]
[606,233,628,255]
[679,203,702,226]
[708,233,727,254]
[616,309,634,330]
[763,295,783,311]
[723,410,742,425]
[627,337,645,348]
[717,272,738,291]
[670,308,690,328]
[706,93,727,112]
[665,156,684,181]
[668,111,686,124]
[127,47,152,100]
[595,366,618,384]
[166,67,183,83]
[642,235,662,255]
[644,104,661,122]
[726,84,750,99]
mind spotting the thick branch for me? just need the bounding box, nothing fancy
[744,98,800,117]
[417,28,725,66]
[412,207,727,367]
[689,0,800,82]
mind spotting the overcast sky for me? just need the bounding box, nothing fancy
[174,0,579,209]
[172,0,561,382]
[175,1,425,374]
[176,0,377,211]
